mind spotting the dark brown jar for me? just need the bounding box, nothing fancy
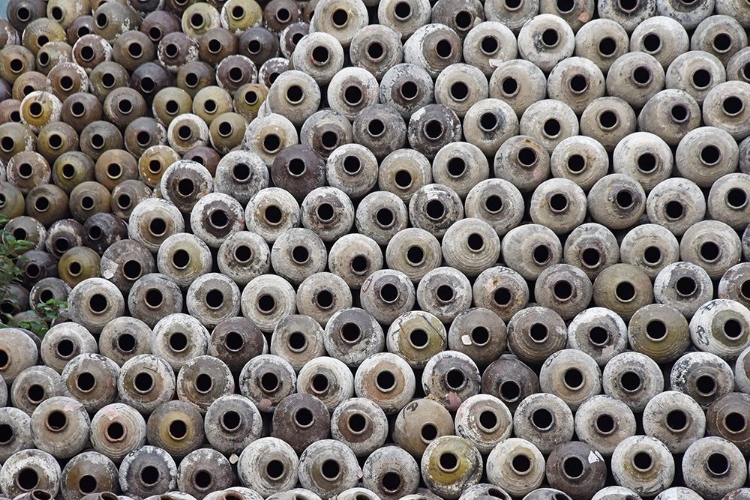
[482,355,541,412]
[80,120,124,161]
[199,28,238,67]
[706,392,750,455]
[131,62,173,104]
[124,117,167,158]
[238,27,279,67]
[545,441,607,499]
[271,393,331,454]
[209,317,265,373]
[61,92,103,133]
[270,144,326,201]
[83,213,129,255]
[141,10,181,44]
[25,184,70,227]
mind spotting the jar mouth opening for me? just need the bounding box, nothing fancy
[530,407,555,431]
[208,38,223,54]
[562,367,585,391]
[618,0,640,13]
[367,119,386,138]
[423,119,445,141]
[587,326,610,347]
[265,459,286,481]
[375,369,397,392]
[500,77,519,97]
[25,383,45,404]
[597,110,619,130]
[262,134,282,154]
[365,41,386,62]
[406,245,426,266]
[466,232,484,252]
[542,118,561,139]
[713,33,733,53]
[568,74,588,94]
[499,380,521,402]
[398,80,419,102]
[552,280,574,302]
[631,65,652,87]
[45,410,68,432]
[470,326,490,346]
[642,245,663,266]
[517,147,538,168]
[311,46,330,66]
[726,188,749,210]
[579,247,601,269]
[478,111,499,133]
[379,282,400,304]
[620,370,642,393]
[510,453,533,475]
[437,451,460,473]
[699,241,722,263]
[75,371,97,393]
[529,322,548,343]
[89,293,109,315]
[700,145,722,166]
[449,81,469,102]
[435,284,455,304]
[696,374,718,397]
[614,281,636,303]
[285,84,305,105]
[636,152,658,174]
[705,452,731,477]
[425,199,446,221]
[632,451,654,472]
[597,37,617,58]
[15,468,41,492]
[293,407,315,429]
[547,192,568,213]
[444,368,467,391]
[691,68,712,90]
[192,470,214,491]
[453,10,473,31]
[393,1,412,21]
[133,371,155,394]
[480,36,499,56]
[434,39,454,60]
[664,409,689,433]
[562,456,585,480]
[722,95,745,116]
[594,413,617,435]
[286,331,307,353]
[343,84,364,107]
[420,422,438,443]
[540,29,559,49]
[408,328,429,349]
[380,471,404,494]
[556,0,575,13]
[345,412,369,435]
[105,421,128,442]
[645,319,668,342]
[724,411,748,434]
[339,321,362,344]
[504,0,524,11]
[477,409,500,432]
[723,318,744,341]
[275,7,291,22]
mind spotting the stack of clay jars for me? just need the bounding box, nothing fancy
[2,0,750,497]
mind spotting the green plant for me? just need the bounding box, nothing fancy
[16,298,68,337]
[0,215,67,338]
